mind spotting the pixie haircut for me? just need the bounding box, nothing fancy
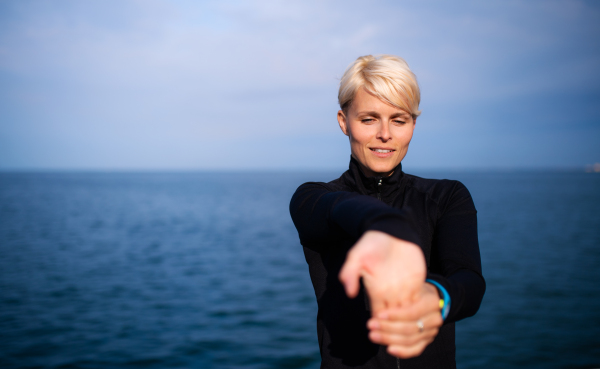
[338,55,421,118]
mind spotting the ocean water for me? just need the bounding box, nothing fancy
[0,171,598,369]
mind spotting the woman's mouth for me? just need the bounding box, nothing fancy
[370,148,395,157]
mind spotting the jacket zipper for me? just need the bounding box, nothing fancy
[378,177,398,369]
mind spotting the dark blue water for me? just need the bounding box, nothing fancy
[0,171,599,369]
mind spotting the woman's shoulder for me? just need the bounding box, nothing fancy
[294,171,354,193]
[403,173,475,209]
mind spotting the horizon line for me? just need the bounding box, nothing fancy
[0,165,598,174]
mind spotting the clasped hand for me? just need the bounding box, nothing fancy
[339,230,443,358]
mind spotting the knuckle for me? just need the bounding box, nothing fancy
[426,328,439,338]
[422,329,438,340]
[403,336,418,346]
[401,324,413,335]
[377,332,391,343]
[380,321,396,332]
[388,345,408,358]
[392,344,422,359]
[414,344,426,356]
[387,334,410,346]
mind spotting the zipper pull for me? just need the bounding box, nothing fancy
[377,179,382,200]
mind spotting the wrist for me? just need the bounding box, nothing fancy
[426,279,451,321]
[423,282,438,296]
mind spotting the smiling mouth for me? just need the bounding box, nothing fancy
[370,148,394,153]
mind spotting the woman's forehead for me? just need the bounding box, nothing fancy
[351,88,411,116]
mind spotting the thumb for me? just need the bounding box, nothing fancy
[339,255,361,298]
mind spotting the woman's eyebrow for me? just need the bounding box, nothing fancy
[390,112,411,119]
[357,111,411,118]
[356,111,381,117]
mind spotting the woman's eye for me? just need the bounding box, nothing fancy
[361,118,374,123]
[393,120,406,125]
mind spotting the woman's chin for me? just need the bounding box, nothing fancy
[364,163,397,177]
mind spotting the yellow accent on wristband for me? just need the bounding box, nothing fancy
[439,299,445,309]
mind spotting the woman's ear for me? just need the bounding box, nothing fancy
[338,110,349,136]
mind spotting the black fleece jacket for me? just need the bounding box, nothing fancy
[289,158,485,369]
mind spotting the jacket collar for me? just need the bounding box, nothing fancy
[342,156,406,200]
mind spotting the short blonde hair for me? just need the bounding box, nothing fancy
[338,55,421,118]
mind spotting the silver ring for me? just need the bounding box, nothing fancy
[416,319,424,333]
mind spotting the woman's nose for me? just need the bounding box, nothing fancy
[377,122,392,142]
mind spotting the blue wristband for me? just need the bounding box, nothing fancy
[426,279,451,321]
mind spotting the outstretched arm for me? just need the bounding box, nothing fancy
[289,182,421,246]
[423,181,485,323]
[290,182,426,309]
[366,181,486,358]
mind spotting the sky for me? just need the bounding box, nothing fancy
[0,0,599,170]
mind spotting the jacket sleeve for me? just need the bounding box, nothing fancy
[289,182,422,248]
[425,181,486,323]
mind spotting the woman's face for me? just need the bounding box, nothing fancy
[337,87,415,178]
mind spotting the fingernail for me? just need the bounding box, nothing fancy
[368,320,380,329]
[378,312,388,319]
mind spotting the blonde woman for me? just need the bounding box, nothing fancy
[290,55,485,369]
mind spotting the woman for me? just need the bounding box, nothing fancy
[289,55,485,369]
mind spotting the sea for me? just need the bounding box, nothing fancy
[0,170,599,369]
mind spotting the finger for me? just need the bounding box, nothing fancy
[368,313,442,349]
[369,326,438,347]
[339,254,361,298]
[387,338,433,359]
[378,306,421,321]
[372,310,443,333]
[378,294,441,321]
[369,325,439,347]
[367,318,414,336]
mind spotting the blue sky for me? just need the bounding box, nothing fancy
[0,0,599,170]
